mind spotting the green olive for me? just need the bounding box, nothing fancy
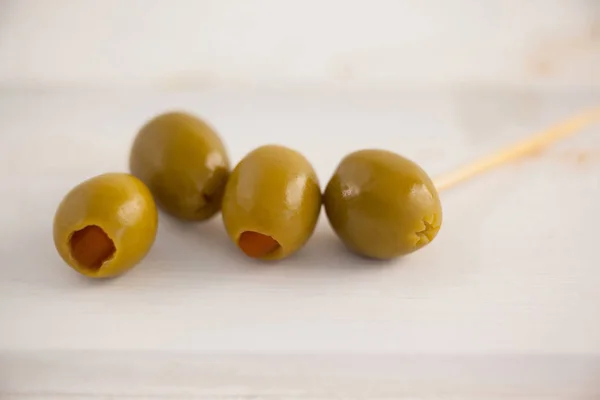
[222,145,322,260]
[129,111,230,221]
[53,173,158,278]
[324,149,442,260]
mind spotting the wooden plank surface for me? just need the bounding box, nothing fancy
[0,88,599,398]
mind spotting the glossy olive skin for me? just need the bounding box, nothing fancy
[130,112,230,221]
[53,173,158,278]
[222,145,322,260]
[324,149,442,260]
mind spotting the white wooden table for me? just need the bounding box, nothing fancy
[1,88,599,399]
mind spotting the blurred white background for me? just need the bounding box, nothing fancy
[0,0,598,90]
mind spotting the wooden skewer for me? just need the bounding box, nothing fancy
[433,107,600,192]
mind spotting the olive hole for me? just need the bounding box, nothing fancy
[69,225,116,272]
[237,231,281,259]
